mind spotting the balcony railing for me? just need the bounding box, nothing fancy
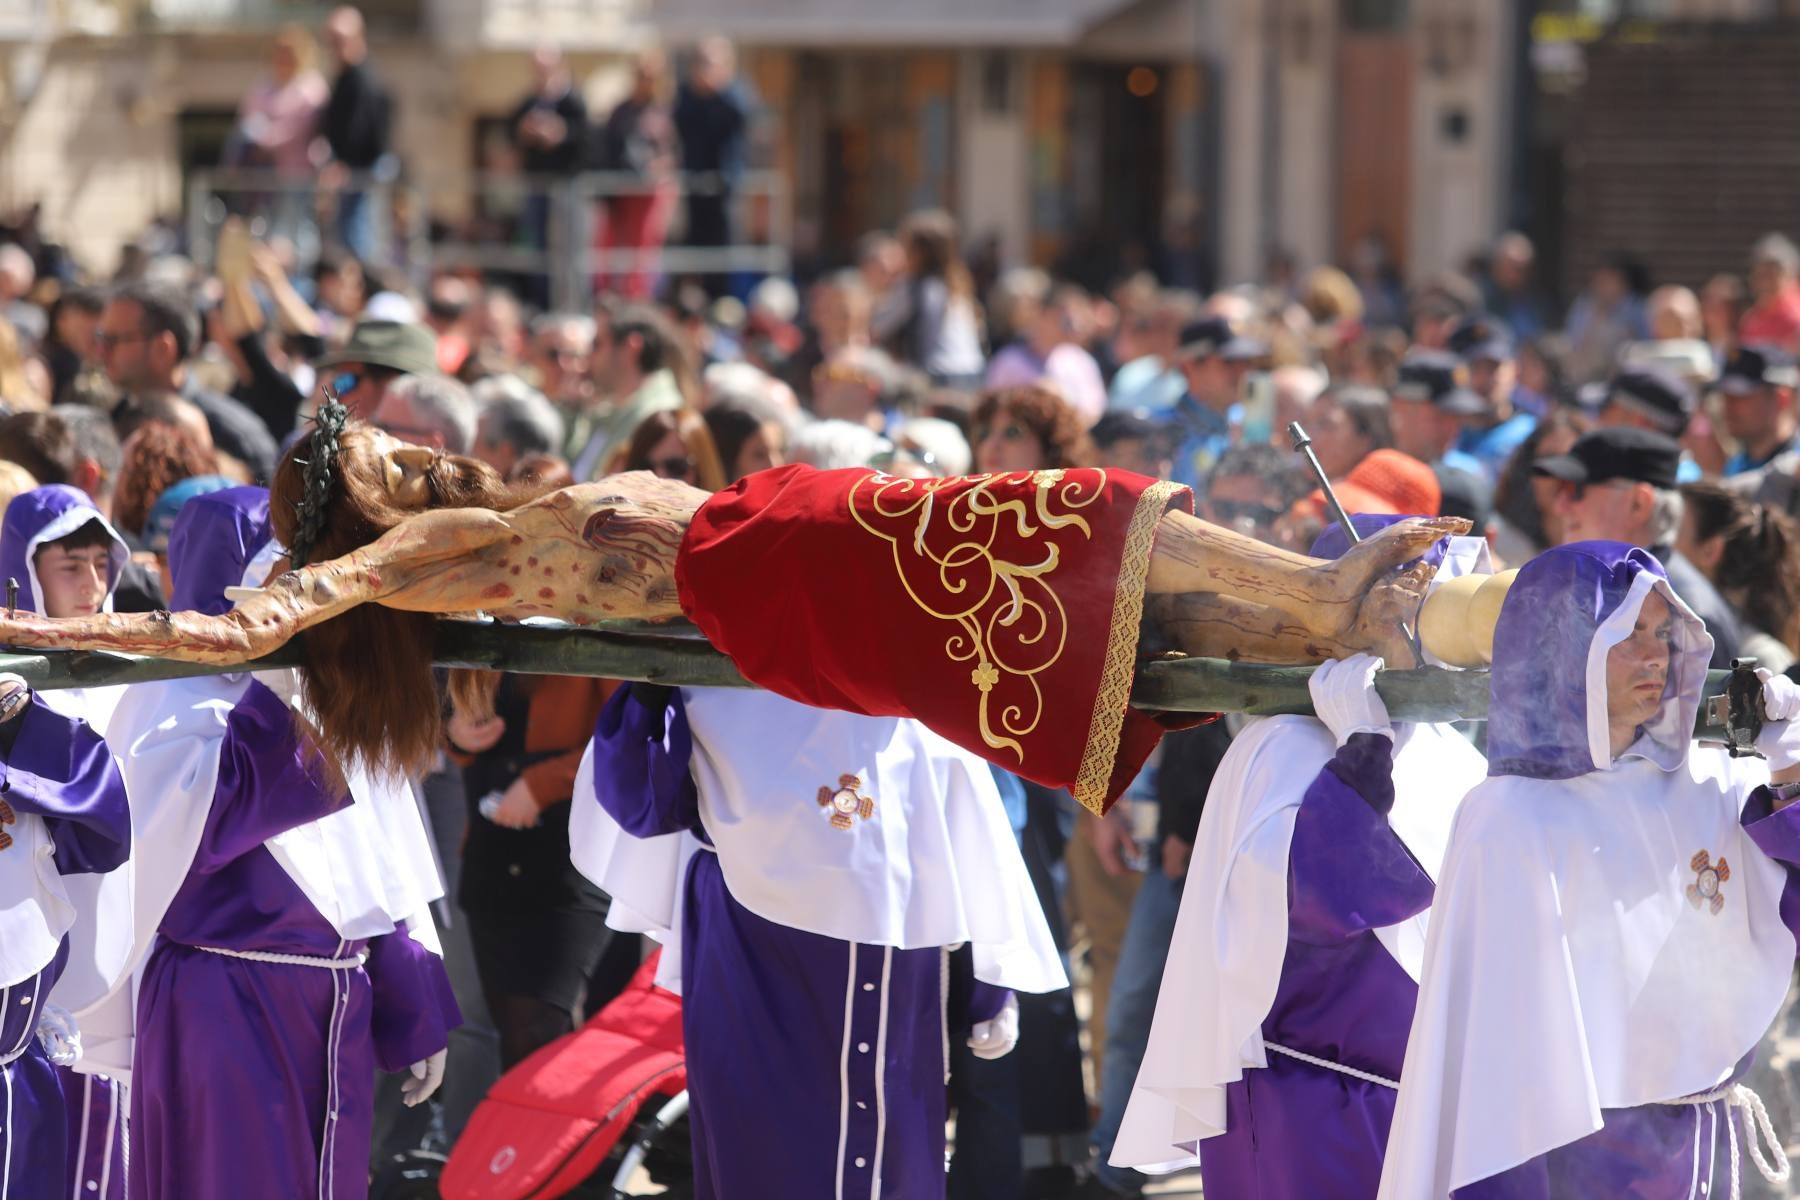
[183,166,792,312]
[143,0,423,33]
[456,0,647,49]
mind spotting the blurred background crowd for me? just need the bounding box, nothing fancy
[6,1,1800,1197]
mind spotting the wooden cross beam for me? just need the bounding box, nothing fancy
[0,617,1737,738]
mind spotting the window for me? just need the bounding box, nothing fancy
[1343,0,1408,31]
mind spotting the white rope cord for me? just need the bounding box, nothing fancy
[193,944,368,971]
[1262,1041,1399,1090]
[1652,1083,1791,1200]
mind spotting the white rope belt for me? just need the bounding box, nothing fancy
[1262,1041,1399,1090]
[193,944,368,971]
[1652,1083,1791,1200]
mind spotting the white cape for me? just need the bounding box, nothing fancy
[21,504,128,1005]
[1376,748,1792,1197]
[570,687,1067,997]
[50,542,444,1080]
[1110,716,1487,1172]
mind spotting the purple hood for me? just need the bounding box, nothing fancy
[1487,541,1711,780]
[167,486,272,616]
[0,485,128,615]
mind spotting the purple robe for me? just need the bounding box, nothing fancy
[1456,790,1800,1200]
[129,682,459,1200]
[1196,733,1430,1198]
[59,1066,124,1200]
[0,699,131,1200]
[591,686,1007,1200]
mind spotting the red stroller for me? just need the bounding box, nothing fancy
[439,951,692,1199]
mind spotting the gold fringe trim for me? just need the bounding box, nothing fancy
[1072,480,1187,814]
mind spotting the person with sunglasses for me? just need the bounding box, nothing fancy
[313,319,440,424]
[613,407,727,491]
[1534,426,1743,669]
[96,285,278,484]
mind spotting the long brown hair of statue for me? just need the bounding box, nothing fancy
[269,423,544,777]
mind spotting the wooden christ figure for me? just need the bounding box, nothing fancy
[0,403,1463,813]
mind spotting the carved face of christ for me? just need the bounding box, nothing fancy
[368,428,439,509]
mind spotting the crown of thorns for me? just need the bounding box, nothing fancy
[288,392,349,569]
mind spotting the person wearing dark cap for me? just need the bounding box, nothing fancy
[314,318,441,423]
[1718,344,1800,476]
[1168,315,1266,489]
[1595,366,1695,439]
[1590,364,1707,485]
[1090,409,1174,481]
[1389,351,1488,481]
[1447,316,1537,480]
[1534,426,1742,667]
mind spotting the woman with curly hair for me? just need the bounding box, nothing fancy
[970,382,1093,474]
[112,420,221,540]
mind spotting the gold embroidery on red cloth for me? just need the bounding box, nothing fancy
[1687,848,1731,915]
[817,773,876,831]
[846,469,1106,765]
[0,796,13,852]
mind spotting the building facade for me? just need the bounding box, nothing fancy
[0,0,1526,290]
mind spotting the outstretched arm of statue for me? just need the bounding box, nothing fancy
[1146,510,1468,667]
[0,505,521,663]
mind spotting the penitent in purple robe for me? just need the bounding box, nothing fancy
[59,1062,124,1200]
[128,682,459,1200]
[1455,789,1800,1200]
[0,701,131,1200]
[1195,733,1431,1198]
[590,688,1009,1200]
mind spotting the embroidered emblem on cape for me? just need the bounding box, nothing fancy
[1687,848,1731,915]
[817,773,876,831]
[0,796,12,852]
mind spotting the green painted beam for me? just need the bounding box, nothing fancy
[0,618,1736,738]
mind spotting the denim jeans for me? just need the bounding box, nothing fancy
[1090,866,1185,1194]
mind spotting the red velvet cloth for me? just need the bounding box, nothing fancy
[675,465,1192,813]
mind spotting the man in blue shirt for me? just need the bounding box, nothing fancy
[1167,315,1266,491]
[1719,345,1800,476]
[1448,317,1537,481]
[1389,350,1488,481]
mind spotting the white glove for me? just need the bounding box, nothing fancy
[251,667,301,707]
[1754,669,1800,770]
[967,993,1019,1062]
[35,1003,81,1067]
[0,673,29,724]
[1307,654,1393,747]
[401,1048,447,1107]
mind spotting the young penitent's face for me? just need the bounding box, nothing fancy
[1605,588,1674,742]
[35,543,111,618]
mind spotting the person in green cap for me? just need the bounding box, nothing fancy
[315,318,441,422]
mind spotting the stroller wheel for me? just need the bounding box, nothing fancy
[601,1090,694,1198]
[371,1149,448,1200]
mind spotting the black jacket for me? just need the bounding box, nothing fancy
[1156,720,1234,846]
[322,60,391,168]
[176,381,279,485]
[510,87,589,176]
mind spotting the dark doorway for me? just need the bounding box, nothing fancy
[1062,61,1168,290]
